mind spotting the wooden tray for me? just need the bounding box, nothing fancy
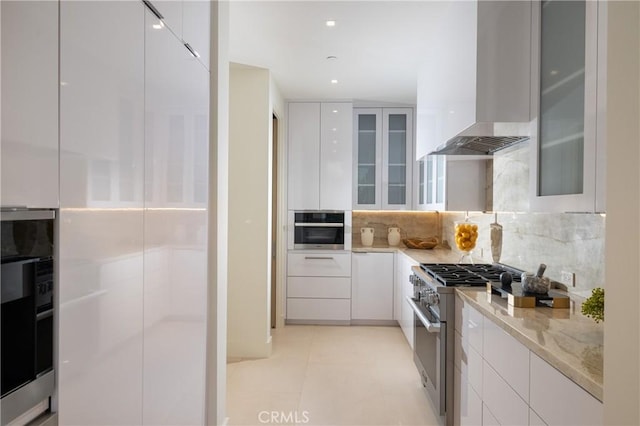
[402,237,438,250]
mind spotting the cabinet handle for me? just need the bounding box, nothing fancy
[37,309,53,321]
[304,256,334,260]
[142,0,164,19]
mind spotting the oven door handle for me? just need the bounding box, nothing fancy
[406,296,441,333]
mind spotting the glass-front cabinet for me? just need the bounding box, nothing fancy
[353,108,413,210]
[530,0,606,212]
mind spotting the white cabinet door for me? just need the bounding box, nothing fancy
[530,352,602,426]
[287,298,351,321]
[320,103,353,210]
[288,103,320,210]
[483,360,529,426]
[382,108,413,210]
[287,277,351,299]
[144,9,208,425]
[183,0,210,69]
[1,0,58,208]
[59,2,145,424]
[288,252,351,277]
[454,366,483,426]
[398,253,417,347]
[530,0,603,212]
[351,252,394,320]
[353,108,382,209]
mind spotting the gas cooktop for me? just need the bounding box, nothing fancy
[420,263,523,287]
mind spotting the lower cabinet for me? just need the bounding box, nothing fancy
[454,294,603,426]
[286,252,352,323]
[351,252,394,321]
[396,252,418,348]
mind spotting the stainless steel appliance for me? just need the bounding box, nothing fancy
[1,208,55,425]
[408,262,524,426]
[290,211,347,250]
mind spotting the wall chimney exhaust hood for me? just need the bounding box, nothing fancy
[421,1,532,157]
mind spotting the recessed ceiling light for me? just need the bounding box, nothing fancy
[331,79,338,84]
[325,20,336,27]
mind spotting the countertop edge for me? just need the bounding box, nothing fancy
[455,289,603,402]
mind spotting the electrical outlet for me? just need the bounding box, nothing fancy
[560,271,576,287]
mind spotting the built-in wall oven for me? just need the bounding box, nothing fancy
[288,211,351,250]
[1,208,55,425]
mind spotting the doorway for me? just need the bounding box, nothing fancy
[271,114,278,328]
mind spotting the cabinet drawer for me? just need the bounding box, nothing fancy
[288,252,351,277]
[530,352,602,425]
[454,330,482,395]
[287,277,351,299]
[456,297,483,353]
[483,317,530,401]
[483,360,529,426]
[454,366,483,426]
[286,298,350,321]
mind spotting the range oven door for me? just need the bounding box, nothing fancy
[408,297,446,417]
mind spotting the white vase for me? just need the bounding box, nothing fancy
[361,227,374,247]
[387,227,401,246]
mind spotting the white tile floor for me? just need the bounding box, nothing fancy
[227,325,441,426]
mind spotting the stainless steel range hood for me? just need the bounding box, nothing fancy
[430,122,531,156]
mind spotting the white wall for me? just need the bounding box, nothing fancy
[603,1,640,424]
[227,63,273,358]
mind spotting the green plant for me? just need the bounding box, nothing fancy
[581,287,604,323]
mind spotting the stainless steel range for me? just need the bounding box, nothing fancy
[408,262,523,426]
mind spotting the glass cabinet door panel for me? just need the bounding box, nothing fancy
[436,155,445,204]
[357,114,378,205]
[418,159,425,205]
[387,114,407,205]
[538,0,585,196]
[426,156,434,204]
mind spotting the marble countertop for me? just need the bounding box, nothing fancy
[352,243,467,264]
[456,288,603,402]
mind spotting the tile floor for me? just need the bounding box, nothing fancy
[226,325,441,426]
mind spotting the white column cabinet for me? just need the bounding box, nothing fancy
[59,2,145,424]
[529,0,606,213]
[183,1,210,69]
[288,102,352,211]
[353,108,413,210]
[351,252,394,321]
[143,9,208,426]
[1,1,59,208]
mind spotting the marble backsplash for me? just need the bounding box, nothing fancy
[441,211,605,295]
[352,211,440,246]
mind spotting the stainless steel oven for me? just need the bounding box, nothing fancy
[289,211,349,250]
[1,208,56,425]
[407,295,447,422]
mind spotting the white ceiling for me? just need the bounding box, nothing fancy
[229,1,449,104]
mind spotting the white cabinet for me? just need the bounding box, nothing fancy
[529,0,606,212]
[288,102,353,211]
[286,252,352,323]
[353,108,413,210]
[417,156,488,211]
[396,252,417,347]
[351,252,394,322]
[1,0,59,208]
[59,2,145,424]
[530,352,602,426]
[454,294,603,426]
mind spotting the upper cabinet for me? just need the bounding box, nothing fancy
[353,108,413,210]
[529,0,606,212]
[288,102,353,211]
[416,0,531,157]
[1,1,59,208]
[416,156,489,212]
[146,0,209,70]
